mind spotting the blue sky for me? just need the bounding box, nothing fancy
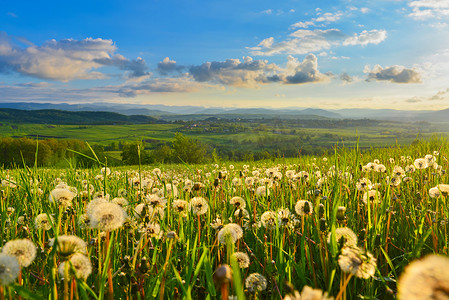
[1,0,449,109]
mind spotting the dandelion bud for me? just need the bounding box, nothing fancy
[337,206,346,221]
[214,178,219,187]
[319,218,327,232]
[303,201,311,215]
[318,204,325,218]
[139,257,150,274]
[213,264,232,285]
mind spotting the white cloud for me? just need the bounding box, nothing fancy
[0,32,148,81]
[343,29,387,46]
[409,0,449,19]
[364,64,422,83]
[188,56,280,87]
[315,12,343,22]
[291,11,343,28]
[250,28,386,56]
[284,54,329,84]
[249,29,346,56]
[360,7,370,13]
[260,9,273,15]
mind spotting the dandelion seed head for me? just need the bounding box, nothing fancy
[338,246,376,279]
[327,227,358,247]
[261,211,277,230]
[245,273,267,293]
[230,196,246,209]
[295,200,313,216]
[1,239,36,267]
[58,253,92,281]
[231,252,250,268]
[49,188,75,208]
[90,202,126,231]
[217,223,243,245]
[398,254,449,300]
[49,235,87,257]
[189,197,209,216]
[0,253,20,286]
[34,213,53,231]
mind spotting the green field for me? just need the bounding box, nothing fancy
[0,120,449,148]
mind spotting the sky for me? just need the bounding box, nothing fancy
[1,0,449,110]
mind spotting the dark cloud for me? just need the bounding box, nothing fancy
[94,56,149,78]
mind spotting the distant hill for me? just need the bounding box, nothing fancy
[1,102,449,122]
[0,108,162,125]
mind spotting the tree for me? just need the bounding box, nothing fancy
[121,141,150,165]
[153,144,172,163]
[172,133,208,164]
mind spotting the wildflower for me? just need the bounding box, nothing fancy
[152,168,162,176]
[210,217,223,231]
[112,197,129,208]
[356,178,372,191]
[338,246,376,279]
[283,285,334,300]
[231,252,250,268]
[58,253,92,281]
[0,254,20,286]
[86,198,108,216]
[145,194,167,209]
[78,214,91,229]
[49,188,76,208]
[230,196,246,209]
[89,202,126,231]
[405,164,416,173]
[189,197,209,216]
[414,158,428,169]
[50,235,87,257]
[100,167,111,176]
[217,223,243,245]
[327,227,358,247]
[362,190,381,205]
[429,187,440,198]
[255,186,270,197]
[232,177,242,186]
[245,177,255,186]
[172,200,189,217]
[1,239,36,267]
[389,176,401,187]
[398,254,449,300]
[35,213,54,231]
[437,184,449,195]
[374,164,386,173]
[260,211,277,230]
[234,208,250,220]
[277,208,293,228]
[285,170,296,179]
[142,223,163,239]
[295,200,313,216]
[392,166,405,177]
[245,273,267,293]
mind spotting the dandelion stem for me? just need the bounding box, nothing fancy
[336,273,353,300]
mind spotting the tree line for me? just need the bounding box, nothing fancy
[0,132,328,168]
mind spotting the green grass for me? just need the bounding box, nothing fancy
[0,138,448,299]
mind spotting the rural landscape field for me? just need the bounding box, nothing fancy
[2,0,449,299]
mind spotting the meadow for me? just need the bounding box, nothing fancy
[0,138,448,299]
[1,119,449,162]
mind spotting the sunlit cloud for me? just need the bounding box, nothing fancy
[0,32,148,81]
[364,64,422,83]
